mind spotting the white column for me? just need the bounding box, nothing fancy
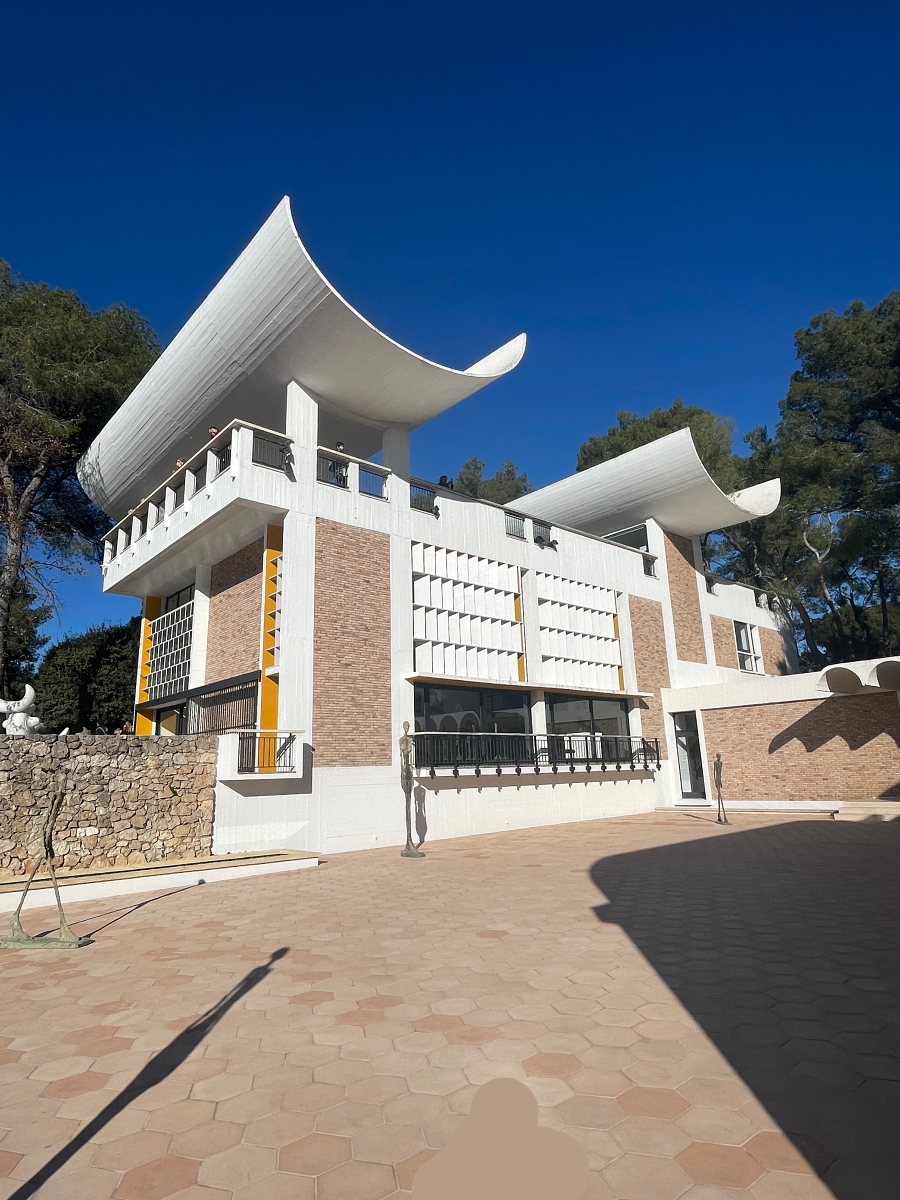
[382,425,411,481]
[189,564,212,689]
[278,382,319,733]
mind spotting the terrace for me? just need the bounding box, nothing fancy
[100,421,294,596]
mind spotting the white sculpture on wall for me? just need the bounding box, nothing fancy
[0,685,45,737]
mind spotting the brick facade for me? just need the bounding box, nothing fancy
[664,532,707,663]
[0,735,217,877]
[628,596,671,745]
[313,518,392,767]
[711,615,738,669]
[206,539,264,683]
[759,624,788,675]
[701,693,900,800]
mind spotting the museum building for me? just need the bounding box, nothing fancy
[79,197,870,857]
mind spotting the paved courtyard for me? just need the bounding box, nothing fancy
[1,811,898,1200]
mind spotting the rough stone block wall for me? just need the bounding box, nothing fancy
[701,693,900,800]
[313,518,392,767]
[711,615,738,669]
[628,595,671,745]
[664,532,707,664]
[206,538,263,683]
[0,735,217,877]
[759,625,789,675]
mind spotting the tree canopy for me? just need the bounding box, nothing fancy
[454,457,532,505]
[35,618,141,732]
[0,261,158,693]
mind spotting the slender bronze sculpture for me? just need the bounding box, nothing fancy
[714,752,729,825]
[400,722,425,859]
[0,770,93,949]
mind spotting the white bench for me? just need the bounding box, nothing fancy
[671,801,842,818]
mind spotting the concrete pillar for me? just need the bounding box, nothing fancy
[382,425,411,481]
[189,564,212,689]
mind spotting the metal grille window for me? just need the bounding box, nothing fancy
[359,467,386,498]
[410,483,437,513]
[183,678,258,734]
[216,443,231,474]
[317,453,349,487]
[505,513,526,539]
[192,463,207,493]
[252,434,290,470]
[147,601,194,700]
[533,521,555,547]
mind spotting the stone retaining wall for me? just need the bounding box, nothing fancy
[0,734,217,877]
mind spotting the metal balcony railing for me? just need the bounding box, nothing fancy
[410,482,438,513]
[413,732,661,776]
[237,731,298,774]
[317,453,349,487]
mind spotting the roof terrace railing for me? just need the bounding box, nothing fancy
[102,420,293,565]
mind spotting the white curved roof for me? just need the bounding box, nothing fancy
[78,197,526,517]
[516,428,781,538]
[818,657,900,694]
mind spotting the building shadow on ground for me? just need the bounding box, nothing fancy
[590,820,900,1200]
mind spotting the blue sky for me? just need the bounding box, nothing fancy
[3,0,898,645]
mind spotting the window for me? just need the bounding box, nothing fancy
[164,584,195,613]
[545,694,629,738]
[734,622,762,673]
[505,513,526,539]
[533,521,555,547]
[414,684,531,734]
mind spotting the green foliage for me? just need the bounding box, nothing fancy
[576,398,738,489]
[0,260,158,692]
[35,618,141,731]
[454,457,532,505]
[5,584,51,696]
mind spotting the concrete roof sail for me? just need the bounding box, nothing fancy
[77,197,526,518]
[516,428,781,538]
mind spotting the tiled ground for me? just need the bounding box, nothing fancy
[1,811,898,1200]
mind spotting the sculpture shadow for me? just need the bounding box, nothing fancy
[9,947,289,1200]
[590,820,900,1200]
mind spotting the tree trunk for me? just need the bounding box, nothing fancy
[0,453,49,697]
[792,596,829,667]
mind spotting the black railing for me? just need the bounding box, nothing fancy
[317,453,349,487]
[252,433,291,471]
[359,466,387,498]
[216,443,232,473]
[237,731,297,773]
[413,732,661,775]
[410,483,437,513]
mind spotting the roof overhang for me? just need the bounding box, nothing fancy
[78,197,525,518]
[516,428,781,538]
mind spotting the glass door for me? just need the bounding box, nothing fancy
[672,711,706,799]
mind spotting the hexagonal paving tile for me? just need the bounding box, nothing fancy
[279,1132,351,1175]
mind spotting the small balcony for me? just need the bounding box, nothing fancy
[101,421,294,596]
[216,729,307,783]
[413,732,661,776]
[316,447,390,499]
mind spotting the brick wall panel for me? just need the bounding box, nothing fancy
[313,518,392,767]
[664,532,707,663]
[206,539,264,683]
[759,625,789,676]
[711,615,738,669]
[702,693,900,800]
[629,596,671,745]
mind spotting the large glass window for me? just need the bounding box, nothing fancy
[546,694,629,737]
[414,684,531,734]
[164,584,195,613]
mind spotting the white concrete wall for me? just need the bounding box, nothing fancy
[212,762,661,855]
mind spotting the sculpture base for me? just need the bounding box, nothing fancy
[400,846,426,859]
[0,934,93,950]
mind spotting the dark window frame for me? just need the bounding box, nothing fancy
[414,683,532,735]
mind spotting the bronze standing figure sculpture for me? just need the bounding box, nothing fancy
[714,752,729,825]
[400,722,425,858]
[0,769,93,949]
